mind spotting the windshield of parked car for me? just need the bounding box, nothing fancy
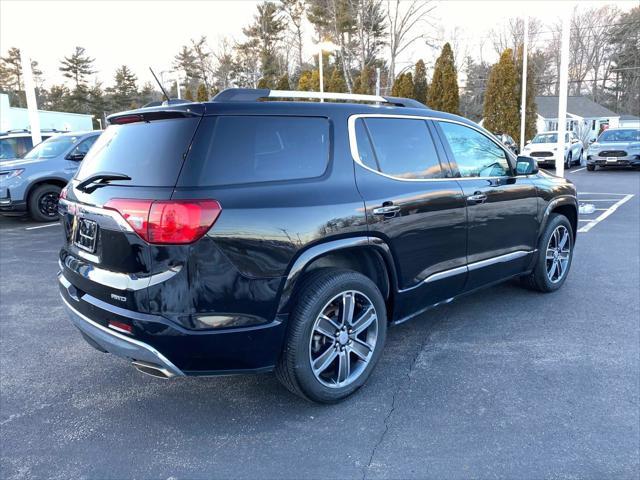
[23,136,80,160]
[598,129,640,142]
[532,133,570,144]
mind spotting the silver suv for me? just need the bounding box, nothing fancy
[0,131,101,221]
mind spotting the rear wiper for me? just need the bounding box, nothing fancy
[76,171,132,192]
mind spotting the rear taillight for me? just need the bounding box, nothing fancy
[104,199,221,244]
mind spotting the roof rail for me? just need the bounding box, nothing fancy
[211,88,427,109]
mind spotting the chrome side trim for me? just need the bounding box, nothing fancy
[347,113,515,182]
[61,295,184,377]
[60,255,182,291]
[398,250,533,293]
[466,250,531,271]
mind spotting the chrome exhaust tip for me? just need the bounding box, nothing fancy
[132,360,175,379]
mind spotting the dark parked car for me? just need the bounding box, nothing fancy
[58,89,578,403]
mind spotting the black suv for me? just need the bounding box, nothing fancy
[58,89,578,403]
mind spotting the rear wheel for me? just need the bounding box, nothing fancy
[587,164,596,171]
[565,152,572,169]
[28,184,61,222]
[521,214,574,292]
[276,269,387,403]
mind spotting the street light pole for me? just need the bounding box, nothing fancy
[555,6,571,178]
[519,16,529,153]
[318,49,324,102]
[20,48,41,146]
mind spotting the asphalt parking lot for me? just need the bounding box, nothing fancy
[1,167,638,480]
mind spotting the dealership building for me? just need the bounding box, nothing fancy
[0,93,93,133]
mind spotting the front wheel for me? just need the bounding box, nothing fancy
[276,269,387,403]
[28,184,61,222]
[587,164,596,171]
[565,152,572,169]
[521,213,574,292]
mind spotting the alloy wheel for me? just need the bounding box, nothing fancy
[38,192,60,218]
[308,290,378,388]
[546,225,571,283]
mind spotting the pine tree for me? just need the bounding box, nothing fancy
[1,47,43,108]
[326,68,346,93]
[196,83,209,102]
[257,77,271,88]
[173,45,197,84]
[516,46,537,145]
[59,47,94,88]
[391,72,414,98]
[353,66,372,94]
[297,70,314,91]
[184,88,194,101]
[87,83,109,128]
[413,59,428,104]
[243,2,285,85]
[427,43,460,114]
[276,73,290,90]
[483,49,519,138]
[108,65,138,112]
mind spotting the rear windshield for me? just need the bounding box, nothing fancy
[179,115,329,186]
[76,117,201,186]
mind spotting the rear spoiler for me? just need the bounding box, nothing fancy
[107,103,204,125]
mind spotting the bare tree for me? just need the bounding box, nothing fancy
[212,37,237,90]
[280,0,305,72]
[385,0,437,90]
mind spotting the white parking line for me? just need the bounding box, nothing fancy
[578,194,635,233]
[579,192,628,195]
[25,223,59,231]
[569,167,587,173]
[578,199,627,202]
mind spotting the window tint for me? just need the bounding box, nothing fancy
[181,116,329,186]
[360,118,444,179]
[354,119,378,170]
[0,138,20,159]
[438,122,511,177]
[70,136,98,157]
[77,118,201,186]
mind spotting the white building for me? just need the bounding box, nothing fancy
[0,93,93,133]
[619,114,640,129]
[534,96,620,142]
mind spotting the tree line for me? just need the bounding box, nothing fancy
[0,1,637,138]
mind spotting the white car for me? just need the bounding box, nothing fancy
[522,131,584,169]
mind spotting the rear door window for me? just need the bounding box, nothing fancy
[76,117,201,186]
[355,117,445,179]
[180,116,329,186]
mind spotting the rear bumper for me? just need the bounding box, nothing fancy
[61,294,185,377]
[59,272,287,375]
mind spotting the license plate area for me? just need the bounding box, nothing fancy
[74,218,98,253]
[606,157,618,163]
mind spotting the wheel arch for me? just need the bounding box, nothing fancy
[25,177,68,203]
[541,196,578,243]
[277,236,399,320]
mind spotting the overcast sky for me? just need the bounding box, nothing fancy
[1,0,637,89]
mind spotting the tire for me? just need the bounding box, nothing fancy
[577,149,584,165]
[521,213,574,293]
[587,164,596,171]
[276,269,387,403]
[28,184,61,222]
[565,152,572,169]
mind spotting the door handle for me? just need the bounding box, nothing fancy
[466,192,487,204]
[372,205,401,216]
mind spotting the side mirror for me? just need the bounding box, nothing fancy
[589,138,596,144]
[525,140,531,145]
[571,138,579,144]
[515,156,538,175]
[67,152,85,161]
